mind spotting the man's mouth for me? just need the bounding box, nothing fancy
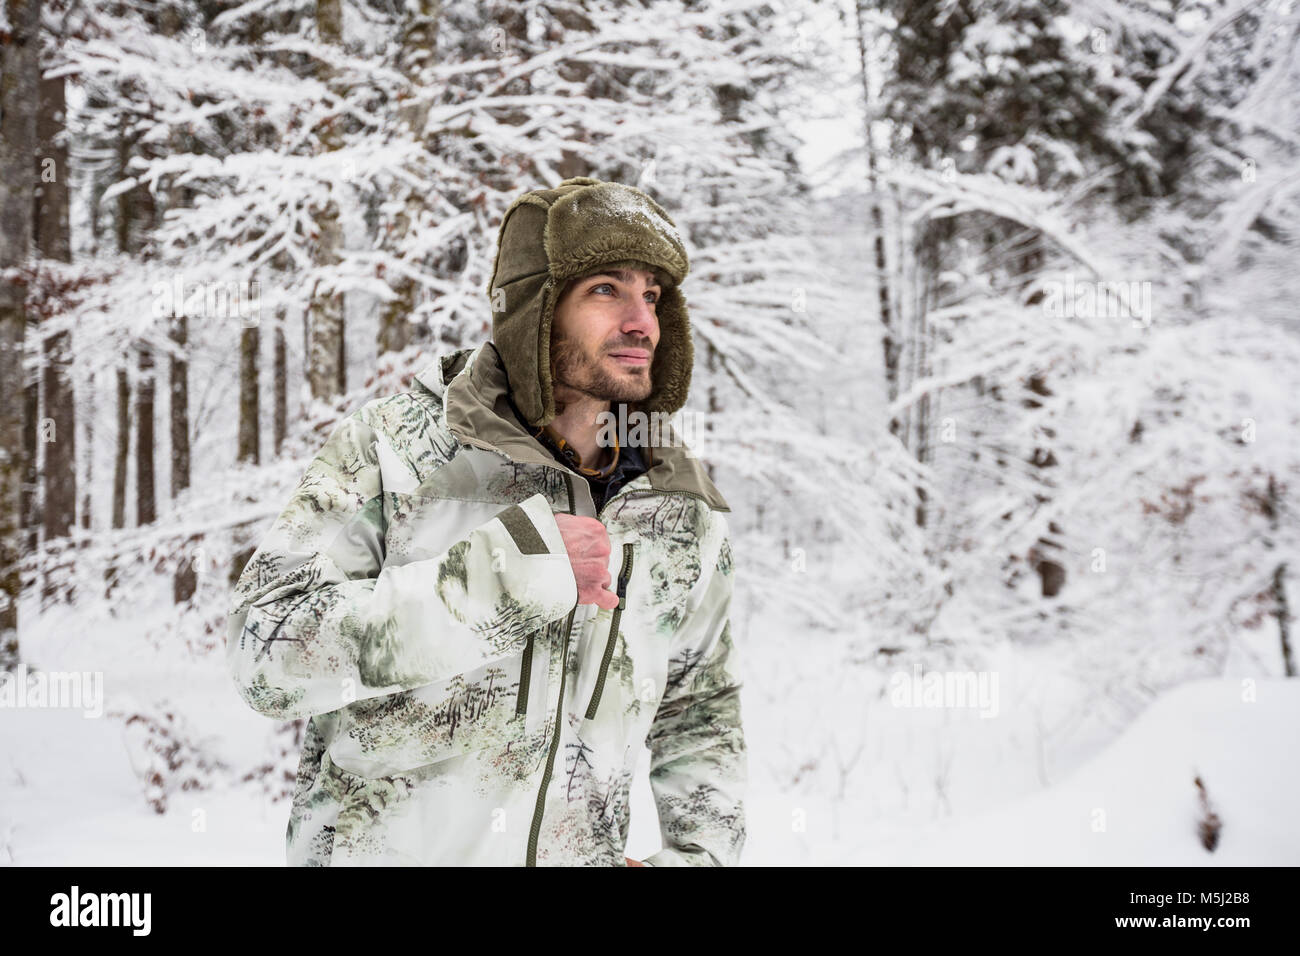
[608,349,650,366]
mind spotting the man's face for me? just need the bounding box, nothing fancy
[550,267,661,406]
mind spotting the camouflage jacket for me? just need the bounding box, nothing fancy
[225,340,747,866]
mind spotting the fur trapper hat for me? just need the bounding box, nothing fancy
[485,176,693,428]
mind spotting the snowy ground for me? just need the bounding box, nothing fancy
[666,679,1295,866]
[851,677,1300,866]
[3,593,1297,866]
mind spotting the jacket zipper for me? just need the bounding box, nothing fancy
[526,471,578,867]
[454,442,691,868]
[516,635,532,718]
[584,542,634,721]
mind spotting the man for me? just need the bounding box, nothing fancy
[226,176,746,867]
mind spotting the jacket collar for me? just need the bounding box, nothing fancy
[414,341,730,512]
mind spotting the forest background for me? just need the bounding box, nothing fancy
[1,0,1297,864]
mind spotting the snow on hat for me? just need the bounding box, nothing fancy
[486,176,693,429]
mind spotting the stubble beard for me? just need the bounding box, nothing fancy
[550,331,653,411]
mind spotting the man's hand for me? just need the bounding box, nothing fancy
[625,857,644,867]
[554,513,620,610]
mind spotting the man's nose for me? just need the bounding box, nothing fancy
[621,296,657,336]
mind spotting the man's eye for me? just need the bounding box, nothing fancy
[591,282,657,303]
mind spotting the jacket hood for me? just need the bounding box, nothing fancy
[414,342,729,512]
[485,176,694,430]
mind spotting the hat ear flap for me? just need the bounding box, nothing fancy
[642,283,693,417]
[533,276,559,427]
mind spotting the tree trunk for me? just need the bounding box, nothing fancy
[239,325,260,464]
[112,367,130,529]
[273,317,287,455]
[1266,474,1294,676]
[1274,562,1293,677]
[378,1,442,354]
[397,0,440,86]
[306,207,344,400]
[128,90,159,531]
[308,0,346,401]
[38,330,74,541]
[111,95,140,534]
[0,0,41,669]
[21,347,38,551]
[135,348,156,525]
[81,371,92,529]
[853,1,901,442]
[906,221,941,528]
[171,313,195,603]
[704,340,720,486]
[154,4,194,597]
[377,211,414,355]
[913,224,939,529]
[170,314,190,497]
[1013,244,1065,599]
[1023,371,1065,598]
[165,113,190,504]
[36,71,75,541]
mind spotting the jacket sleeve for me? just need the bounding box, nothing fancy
[226,409,578,721]
[641,518,747,866]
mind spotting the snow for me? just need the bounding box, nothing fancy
[5,592,1294,864]
[591,186,685,249]
[854,678,1300,865]
[8,0,1298,871]
[1,702,284,866]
